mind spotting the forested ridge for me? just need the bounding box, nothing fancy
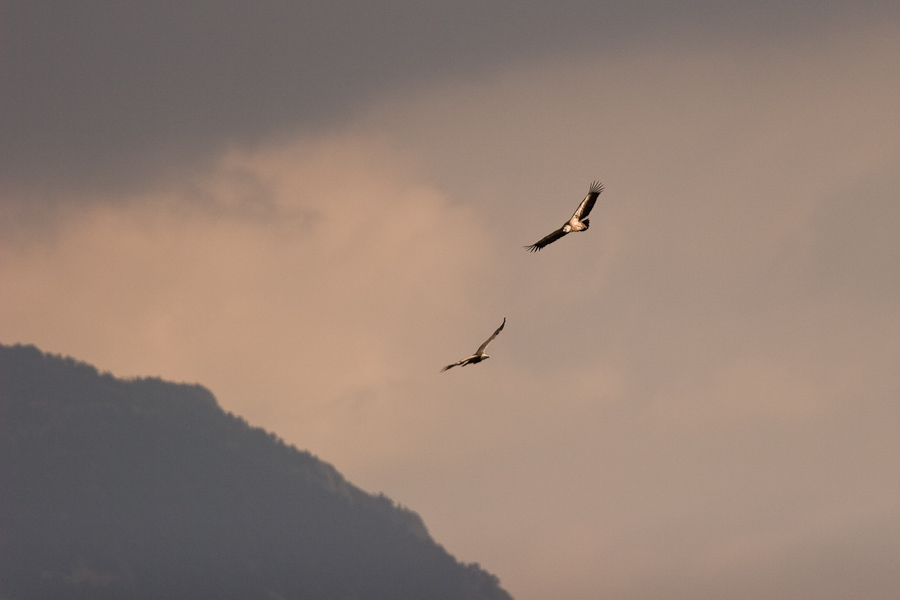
[0,343,512,600]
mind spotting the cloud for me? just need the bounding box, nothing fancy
[0,134,491,436]
[4,0,897,196]
[342,25,900,600]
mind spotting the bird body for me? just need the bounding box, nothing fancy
[525,181,603,252]
[441,318,506,372]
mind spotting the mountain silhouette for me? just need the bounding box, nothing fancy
[0,343,513,600]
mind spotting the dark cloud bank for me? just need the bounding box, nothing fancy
[2,0,893,198]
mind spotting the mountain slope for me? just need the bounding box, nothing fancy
[0,343,512,600]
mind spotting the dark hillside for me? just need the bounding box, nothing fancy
[0,343,512,600]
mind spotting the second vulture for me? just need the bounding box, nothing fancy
[441,318,506,372]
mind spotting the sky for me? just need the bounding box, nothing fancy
[3,2,900,599]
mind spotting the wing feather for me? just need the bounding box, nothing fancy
[475,317,506,354]
[524,227,568,252]
[572,180,603,220]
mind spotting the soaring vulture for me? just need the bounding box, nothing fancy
[441,318,506,372]
[525,181,604,252]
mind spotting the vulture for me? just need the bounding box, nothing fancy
[525,181,604,252]
[441,318,506,372]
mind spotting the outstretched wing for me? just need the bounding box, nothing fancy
[524,227,568,252]
[476,317,506,354]
[441,354,476,372]
[572,180,603,220]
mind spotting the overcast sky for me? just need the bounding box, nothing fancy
[3,2,900,599]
